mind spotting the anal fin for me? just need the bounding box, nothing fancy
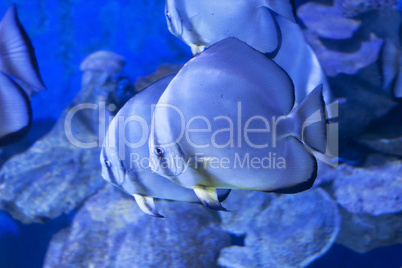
[133,194,164,218]
[194,186,227,211]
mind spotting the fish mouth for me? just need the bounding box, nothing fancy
[163,156,186,177]
[172,159,185,177]
[149,155,185,178]
[165,160,185,177]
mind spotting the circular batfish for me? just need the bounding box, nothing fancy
[165,0,296,55]
[149,38,327,210]
[101,76,230,217]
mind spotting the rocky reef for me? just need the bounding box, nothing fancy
[0,51,134,223]
[300,2,400,141]
[44,185,230,268]
[218,189,340,268]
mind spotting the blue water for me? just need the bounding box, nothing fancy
[0,210,73,268]
[0,0,401,267]
[0,0,191,122]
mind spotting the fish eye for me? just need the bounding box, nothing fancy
[154,147,164,156]
[104,160,112,169]
[166,11,171,20]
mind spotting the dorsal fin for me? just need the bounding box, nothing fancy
[262,0,297,23]
[0,5,46,94]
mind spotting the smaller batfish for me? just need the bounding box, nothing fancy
[101,76,230,217]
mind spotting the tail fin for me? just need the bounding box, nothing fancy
[289,84,327,153]
[263,0,297,23]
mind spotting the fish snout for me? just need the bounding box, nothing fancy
[149,148,186,178]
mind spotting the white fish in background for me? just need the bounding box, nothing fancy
[0,5,45,146]
[101,76,230,217]
[165,0,296,55]
[274,16,331,105]
[149,38,327,210]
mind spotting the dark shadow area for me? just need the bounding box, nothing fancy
[0,119,56,167]
[309,243,402,268]
[229,233,246,247]
[0,209,74,268]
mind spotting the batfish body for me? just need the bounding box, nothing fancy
[149,38,327,210]
[0,71,32,146]
[165,0,296,55]
[101,76,230,217]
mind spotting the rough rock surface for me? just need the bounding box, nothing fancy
[44,185,230,268]
[334,0,398,17]
[0,52,134,223]
[303,30,383,77]
[135,64,182,92]
[315,158,402,253]
[219,190,277,235]
[80,50,126,74]
[336,207,402,253]
[333,161,402,216]
[297,1,400,138]
[218,189,341,268]
[298,3,361,40]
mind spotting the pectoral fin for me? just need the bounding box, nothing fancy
[194,186,227,211]
[133,194,164,218]
[190,44,205,55]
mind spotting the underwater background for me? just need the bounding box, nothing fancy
[0,0,401,267]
